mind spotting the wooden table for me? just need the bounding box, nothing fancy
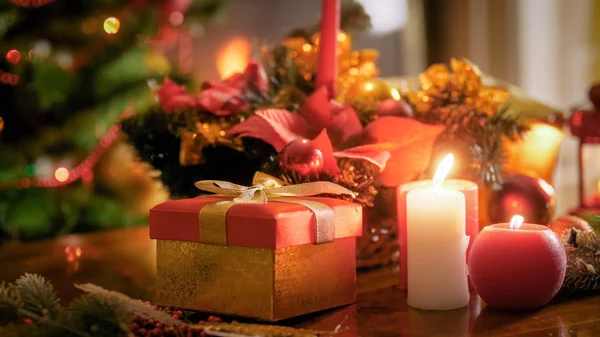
[1,227,599,337]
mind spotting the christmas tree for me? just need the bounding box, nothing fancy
[0,0,222,241]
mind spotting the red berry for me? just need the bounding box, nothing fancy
[200,332,207,337]
[138,328,147,335]
[130,323,140,331]
[198,320,205,325]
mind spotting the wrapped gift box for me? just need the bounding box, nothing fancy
[150,195,362,321]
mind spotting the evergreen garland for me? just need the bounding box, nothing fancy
[0,274,325,337]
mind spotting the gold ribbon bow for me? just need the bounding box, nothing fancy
[194,172,355,245]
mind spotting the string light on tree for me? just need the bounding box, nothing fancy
[169,11,184,26]
[103,17,120,35]
[32,40,52,58]
[54,167,70,182]
[55,51,74,69]
[0,116,4,132]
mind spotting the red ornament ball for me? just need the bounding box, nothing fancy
[377,99,413,118]
[279,139,324,176]
[6,49,21,64]
[488,174,556,225]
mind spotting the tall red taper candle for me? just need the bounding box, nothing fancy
[316,0,340,99]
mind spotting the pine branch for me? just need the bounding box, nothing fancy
[0,282,21,324]
[14,274,61,319]
[0,8,19,39]
[68,294,132,337]
[75,284,182,327]
[487,104,530,142]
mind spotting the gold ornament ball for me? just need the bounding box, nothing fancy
[0,116,4,132]
[346,78,394,103]
[103,17,120,35]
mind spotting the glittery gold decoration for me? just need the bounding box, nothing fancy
[273,86,307,111]
[179,118,244,166]
[155,237,356,321]
[407,58,510,116]
[283,31,380,101]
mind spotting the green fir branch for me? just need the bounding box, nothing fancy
[0,8,19,39]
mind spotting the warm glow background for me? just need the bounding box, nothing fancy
[216,36,250,79]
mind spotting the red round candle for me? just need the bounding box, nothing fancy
[468,223,566,311]
[398,179,478,291]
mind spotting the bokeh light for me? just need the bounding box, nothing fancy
[54,167,70,182]
[103,17,120,35]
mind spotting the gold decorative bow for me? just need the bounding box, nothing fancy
[194,172,355,245]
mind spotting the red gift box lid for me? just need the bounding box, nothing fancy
[150,196,362,249]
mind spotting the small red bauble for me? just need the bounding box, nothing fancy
[377,99,413,118]
[488,174,555,225]
[6,49,21,64]
[469,223,566,310]
[279,139,324,176]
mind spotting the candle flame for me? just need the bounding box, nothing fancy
[433,154,454,188]
[216,37,250,79]
[509,215,525,230]
[391,88,401,101]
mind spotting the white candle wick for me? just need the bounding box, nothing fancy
[433,154,454,189]
[509,215,525,230]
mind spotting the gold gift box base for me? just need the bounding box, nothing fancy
[155,237,356,321]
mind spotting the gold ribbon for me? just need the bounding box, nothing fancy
[194,172,355,246]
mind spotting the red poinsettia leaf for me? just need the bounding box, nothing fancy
[312,129,340,176]
[328,106,363,148]
[226,109,310,151]
[157,77,187,104]
[299,86,332,132]
[334,143,399,171]
[222,72,246,91]
[243,61,269,93]
[197,86,243,116]
[357,117,445,187]
[162,95,197,114]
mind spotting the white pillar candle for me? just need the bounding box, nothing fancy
[406,154,470,310]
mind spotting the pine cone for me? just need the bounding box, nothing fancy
[333,157,378,207]
[561,229,600,294]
